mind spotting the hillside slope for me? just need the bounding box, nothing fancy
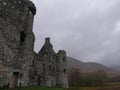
[67,57,120,77]
[111,65,120,71]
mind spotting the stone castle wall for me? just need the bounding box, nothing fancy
[0,0,36,88]
[0,0,68,88]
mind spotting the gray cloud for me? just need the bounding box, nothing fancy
[31,0,120,66]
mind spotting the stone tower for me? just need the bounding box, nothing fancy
[56,50,69,88]
[0,0,36,88]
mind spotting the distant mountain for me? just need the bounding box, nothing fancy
[67,57,120,77]
[111,65,120,71]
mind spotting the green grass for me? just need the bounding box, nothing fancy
[1,86,66,90]
[67,82,120,90]
[2,83,120,90]
[68,87,120,90]
[2,86,120,90]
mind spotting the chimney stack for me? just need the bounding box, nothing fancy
[45,37,50,43]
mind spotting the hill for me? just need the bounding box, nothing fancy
[67,57,120,77]
[111,65,120,71]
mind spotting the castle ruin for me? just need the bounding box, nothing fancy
[0,0,68,88]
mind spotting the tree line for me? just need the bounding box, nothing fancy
[68,68,107,87]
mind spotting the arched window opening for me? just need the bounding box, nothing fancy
[43,64,45,70]
[63,57,66,62]
[32,60,34,66]
[43,54,46,56]
[20,31,26,45]
[64,69,66,74]
[49,66,52,70]
[49,52,52,56]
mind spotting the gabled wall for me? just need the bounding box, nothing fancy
[36,38,69,88]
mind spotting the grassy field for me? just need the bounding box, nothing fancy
[1,83,120,90]
[68,82,120,90]
[68,86,120,90]
[2,87,120,90]
[0,87,66,90]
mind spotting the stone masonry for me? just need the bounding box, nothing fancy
[0,0,68,88]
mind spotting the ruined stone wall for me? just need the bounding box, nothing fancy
[56,50,69,88]
[36,38,69,88]
[0,0,36,88]
[37,38,57,87]
[0,0,69,88]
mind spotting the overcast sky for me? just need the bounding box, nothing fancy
[31,0,120,66]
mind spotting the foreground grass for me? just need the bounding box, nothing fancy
[0,87,66,90]
[68,82,120,90]
[68,86,120,90]
[2,86,120,90]
[1,83,120,90]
